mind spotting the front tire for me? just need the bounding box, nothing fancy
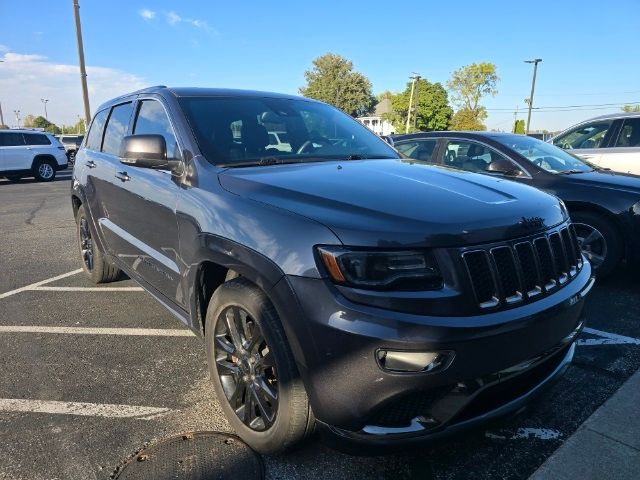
[572,211,622,277]
[76,205,121,283]
[33,159,56,182]
[205,278,314,454]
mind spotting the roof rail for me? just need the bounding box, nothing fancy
[129,85,168,95]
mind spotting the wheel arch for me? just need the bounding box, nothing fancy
[566,201,627,259]
[186,235,311,375]
[30,154,57,170]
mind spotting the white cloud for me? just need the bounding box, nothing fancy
[139,9,155,21]
[166,11,181,25]
[0,49,147,127]
[164,11,212,31]
[0,44,10,53]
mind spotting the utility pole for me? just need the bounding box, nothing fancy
[405,73,420,134]
[524,58,542,134]
[73,0,91,126]
[413,74,421,131]
[41,98,49,121]
[513,105,519,133]
[0,101,5,127]
[13,110,21,128]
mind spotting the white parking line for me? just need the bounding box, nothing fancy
[578,327,640,346]
[0,398,173,420]
[32,286,143,292]
[0,269,82,299]
[0,326,195,336]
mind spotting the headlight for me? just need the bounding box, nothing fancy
[317,247,443,291]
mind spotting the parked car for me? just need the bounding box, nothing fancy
[266,131,291,152]
[71,86,593,454]
[393,131,640,276]
[550,112,640,175]
[0,129,68,182]
[59,134,84,163]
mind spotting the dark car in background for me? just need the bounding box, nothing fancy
[71,87,593,454]
[59,134,84,163]
[394,131,640,276]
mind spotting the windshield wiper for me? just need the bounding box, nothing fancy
[557,169,590,175]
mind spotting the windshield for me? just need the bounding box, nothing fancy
[493,135,593,174]
[178,96,399,166]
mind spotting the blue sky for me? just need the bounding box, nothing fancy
[1,0,639,131]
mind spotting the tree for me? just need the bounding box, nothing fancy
[513,119,526,134]
[300,53,376,117]
[447,62,499,131]
[622,104,640,113]
[382,79,453,133]
[449,108,486,131]
[20,114,60,133]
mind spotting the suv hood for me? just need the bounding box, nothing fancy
[219,159,566,247]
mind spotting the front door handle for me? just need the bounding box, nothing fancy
[115,171,131,182]
[85,160,96,168]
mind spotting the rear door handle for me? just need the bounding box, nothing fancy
[115,171,131,182]
[85,160,96,168]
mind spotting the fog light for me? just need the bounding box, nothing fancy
[376,349,453,373]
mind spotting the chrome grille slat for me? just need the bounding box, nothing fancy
[462,223,583,310]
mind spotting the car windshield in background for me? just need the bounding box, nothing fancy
[494,135,593,174]
[178,96,399,166]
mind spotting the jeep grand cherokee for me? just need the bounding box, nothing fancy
[71,86,594,454]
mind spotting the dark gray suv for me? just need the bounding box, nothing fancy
[71,86,594,454]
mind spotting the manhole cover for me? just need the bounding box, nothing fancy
[114,431,264,480]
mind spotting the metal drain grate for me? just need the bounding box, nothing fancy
[114,431,264,480]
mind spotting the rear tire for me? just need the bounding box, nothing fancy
[205,278,314,454]
[33,158,56,182]
[76,205,121,283]
[571,211,622,277]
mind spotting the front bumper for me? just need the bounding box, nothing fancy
[277,261,593,448]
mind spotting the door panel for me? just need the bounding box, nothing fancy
[105,98,184,307]
[0,132,30,170]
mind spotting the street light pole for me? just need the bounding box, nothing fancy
[413,74,421,131]
[73,0,91,126]
[41,98,49,121]
[524,58,542,135]
[13,110,21,128]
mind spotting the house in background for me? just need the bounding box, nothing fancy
[357,94,395,136]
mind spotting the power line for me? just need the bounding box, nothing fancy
[486,101,640,112]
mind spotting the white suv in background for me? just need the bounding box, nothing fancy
[0,129,68,182]
[550,112,640,175]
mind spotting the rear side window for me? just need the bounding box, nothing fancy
[133,100,179,159]
[102,102,134,155]
[615,118,640,148]
[396,140,437,163]
[85,109,110,151]
[23,133,51,145]
[0,132,26,147]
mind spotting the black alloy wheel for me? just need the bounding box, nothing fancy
[79,216,94,272]
[573,222,607,269]
[214,305,278,431]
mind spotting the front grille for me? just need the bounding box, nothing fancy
[366,387,450,427]
[462,224,583,310]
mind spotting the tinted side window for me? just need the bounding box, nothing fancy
[615,118,640,148]
[23,133,51,146]
[86,109,110,151]
[0,132,26,147]
[133,100,179,159]
[102,102,134,155]
[554,121,612,150]
[444,140,523,175]
[396,140,437,163]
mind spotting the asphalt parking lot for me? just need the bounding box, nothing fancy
[1,171,639,480]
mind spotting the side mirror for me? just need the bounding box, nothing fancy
[119,134,180,171]
[488,159,523,177]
